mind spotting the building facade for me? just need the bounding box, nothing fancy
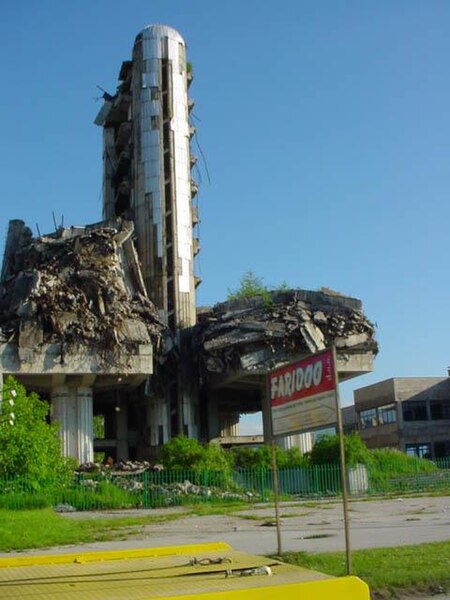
[354,378,450,458]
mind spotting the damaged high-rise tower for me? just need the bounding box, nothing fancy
[0,24,379,464]
[94,24,200,447]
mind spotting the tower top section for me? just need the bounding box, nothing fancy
[137,24,185,45]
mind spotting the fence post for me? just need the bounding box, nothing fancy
[204,469,209,504]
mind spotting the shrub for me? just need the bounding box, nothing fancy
[160,436,205,470]
[232,445,309,469]
[160,436,234,486]
[0,377,74,489]
[309,433,370,466]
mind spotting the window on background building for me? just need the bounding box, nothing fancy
[359,404,397,429]
[378,403,397,425]
[359,408,377,429]
[434,441,450,459]
[405,443,431,459]
[402,400,427,421]
[430,399,450,420]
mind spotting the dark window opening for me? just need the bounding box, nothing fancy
[430,400,450,420]
[403,401,427,421]
[434,441,450,458]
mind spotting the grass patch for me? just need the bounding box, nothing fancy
[277,541,450,596]
[189,502,247,516]
[0,509,184,552]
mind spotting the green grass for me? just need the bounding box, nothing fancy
[189,501,247,516]
[0,509,184,552]
[278,541,450,596]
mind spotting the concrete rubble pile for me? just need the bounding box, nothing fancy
[0,220,166,367]
[196,289,378,375]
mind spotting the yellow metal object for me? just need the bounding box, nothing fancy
[0,542,370,599]
[0,542,231,569]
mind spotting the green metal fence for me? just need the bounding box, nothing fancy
[0,459,449,511]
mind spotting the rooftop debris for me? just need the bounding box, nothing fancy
[0,220,166,365]
[196,289,378,375]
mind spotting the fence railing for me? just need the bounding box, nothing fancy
[1,459,449,511]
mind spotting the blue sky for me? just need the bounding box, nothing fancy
[1,1,449,432]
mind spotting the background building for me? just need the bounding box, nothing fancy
[354,377,450,458]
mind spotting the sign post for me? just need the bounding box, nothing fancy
[270,439,282,555]
[332,345,352,575]
[267,347,352,573]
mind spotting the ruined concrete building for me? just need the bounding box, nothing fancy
[0,25,378,463]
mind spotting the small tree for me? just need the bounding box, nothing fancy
[227,271,271,302]
[0,377,73,487]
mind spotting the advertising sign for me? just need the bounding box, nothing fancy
[268,349,337,437]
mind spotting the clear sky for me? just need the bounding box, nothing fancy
[1,1,449,433]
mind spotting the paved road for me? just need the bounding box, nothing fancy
[4,495,449,556]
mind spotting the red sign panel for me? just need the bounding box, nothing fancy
[268,349,337,437]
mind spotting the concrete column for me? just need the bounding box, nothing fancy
[76,387,94,464]
[51,386,77,458]
[207,394,220,440]
[280,432,313,453]
[51,386,93,464]
[261,387,273,443]
[147,397,169,446]
[219,413,240,438]
[182,388,198,439]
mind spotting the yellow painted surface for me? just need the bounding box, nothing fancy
[0,542,231,568]
[0,543,370,599]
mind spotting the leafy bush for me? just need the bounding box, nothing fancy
[369,448,437,472]
[160,436,206,470]
[160,436,233,486]
[0,377,74,489]
[367,448,439,492]
[309,433,371,466]
[232,445,309,469]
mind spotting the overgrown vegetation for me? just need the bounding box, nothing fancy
[0,377,74,488]
[308,433,371,466]
[227,270,289,303]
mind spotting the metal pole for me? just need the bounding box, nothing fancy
[263,378,283,556]
[332,345,352,575]
[271,438,282,555]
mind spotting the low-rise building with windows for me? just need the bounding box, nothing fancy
[354,377,450,459]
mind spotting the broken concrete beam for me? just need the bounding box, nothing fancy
[0,220,166,373]
[196,289,377,377]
